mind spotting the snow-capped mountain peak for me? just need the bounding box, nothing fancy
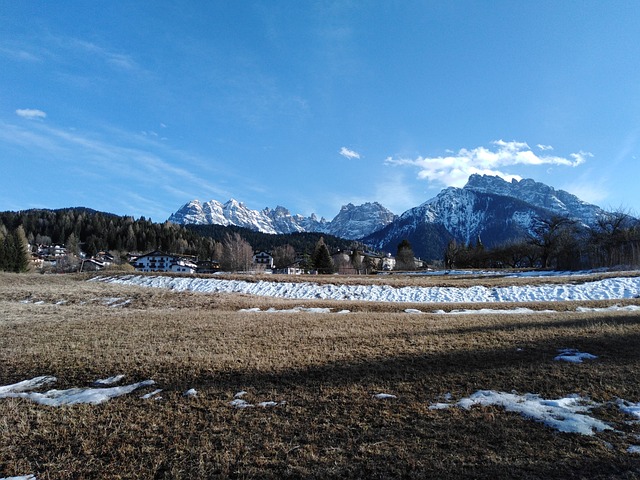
[168,199,393,239]
[362,174,606,260]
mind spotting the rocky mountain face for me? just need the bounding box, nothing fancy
[362,174,606,261]
[169,175,606,261]
[326,202,397,239]
[168,199,396,240]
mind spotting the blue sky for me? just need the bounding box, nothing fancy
[1,1,639,221]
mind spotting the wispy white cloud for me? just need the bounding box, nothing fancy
[16,108,47,120]
[536,144,554,151]
[339,146,361,160]
[0,119,228,204]
[61,38,140,72]
[385,140,590,188]
[0,45,41,62]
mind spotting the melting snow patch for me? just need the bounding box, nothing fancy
[628,445,640,454]
[230,399,254,409]
[0,376,155,406]
[404,309,423,314]
[183,388,197,397]
[92,374,125,386]
[0,376,56,394]
[141,389,163,400]
[434,307,555,315]
[0,475,36,480]
[238,306,336,313]
[432,390,611,435]
[617,399,640,419]
[229,392,284,409]
[257,401,285,408]
[374,393,397,400]
[554,348,597,363]
[576,304,640,313]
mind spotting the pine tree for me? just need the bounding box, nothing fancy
[14,226,31,272]
[395,239,415,271]
[311,237,334,274]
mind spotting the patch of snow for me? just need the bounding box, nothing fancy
[234,391,248,398]
[576,304,640,313]
[0,376,155,406]
[0,475,36,480]
[617,399,640,419]
[554,349,597,363]
[438,390,612,436]
[229,399,254,409]
[373,393,397,400]
[92,374,125,386]
[102,297,131,308]
[0,376,56,395]
[141,389,163,400]
[183,388,197,397]
[628,445,640,454]
[435,307,556,315]
[404,308,423,314]
[238,306,333,313]
[257,401,285,408]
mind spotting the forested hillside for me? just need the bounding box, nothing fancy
[0,208,355,265]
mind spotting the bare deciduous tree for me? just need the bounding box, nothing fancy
[221,232,253,272]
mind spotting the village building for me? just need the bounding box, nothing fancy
[131,250,197,273]
[252,251,274,271]
[196,260,220,274]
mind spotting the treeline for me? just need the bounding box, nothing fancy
[0,208,219,259]
[445,212,640,271]
[187,224,353,256]
[0,208,356,271]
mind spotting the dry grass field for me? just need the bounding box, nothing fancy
[1,272,640,479]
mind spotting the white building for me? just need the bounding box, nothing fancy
[252,251,274,270]
[131,250,197,273]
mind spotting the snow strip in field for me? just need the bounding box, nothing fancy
[433,307,556,315]
[431,390,611,435]
[0,475,36,480]
[554,348,597,363]
[92,275,640,303]
[0,376,154,406]
[239,307,350,314]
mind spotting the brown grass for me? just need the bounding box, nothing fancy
[0,272,639,479]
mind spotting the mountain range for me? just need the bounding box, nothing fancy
[168,174,607,260]
[168,199,396,240]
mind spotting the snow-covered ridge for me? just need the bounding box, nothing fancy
[363,174,610,260]
[168,199,395,239]
[91,274,640,303]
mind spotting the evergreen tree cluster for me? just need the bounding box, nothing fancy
[0,208,219,261]
[187,224,352,258]
[0,225,30,272]
[311,237,334,274]
[0,208,356,273]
